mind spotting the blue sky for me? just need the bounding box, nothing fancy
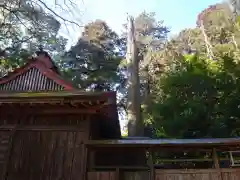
[54,0,224,48]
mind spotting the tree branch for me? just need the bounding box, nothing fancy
[37,0,83,28]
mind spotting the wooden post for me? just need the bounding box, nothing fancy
[82,142,88,180]
[212,148,224,180]
[89,149,95,171]
[212,148,220,169]
[147,149,154,180]
[115,167,120,180]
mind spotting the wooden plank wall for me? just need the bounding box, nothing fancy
[6,131,87,180]
[0,130,11,179]
[221,169,240,180]
[88,172,116,180]
[88,171,150,180]
[123,171,150,180]
[0,114,90,180]
[87,169,240,180]
[155,169,240,180]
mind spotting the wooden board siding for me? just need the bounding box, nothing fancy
[123,171,150,180]
[87,169,240,180]
[6,131,87,180]
[0,131,12,180]
[88,172,116,180]
[155,169,240,180]
[0,114,91,180]
[0,67,64,91]
[0,114,88,128]
[87,171,150,180]
[155,170,220,180]
[221,169,240,180]
[22,114,89,127]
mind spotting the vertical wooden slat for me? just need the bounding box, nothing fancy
[69,132,77,180]
[88,149,95,171]
[88,172,116,180]
[81,142,87,180]
[155,169,240,180]
[82,117,90,180]
[115,168,120,180]
[2,120,20,180]
[124,171,150,180]
[88,171,96,180]
[4,115,87,180]
[71,132,84,180]
[0,131,11,180]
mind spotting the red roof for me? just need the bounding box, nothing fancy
[0,57,75,91]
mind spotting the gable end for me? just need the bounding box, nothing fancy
[0,67,65,91]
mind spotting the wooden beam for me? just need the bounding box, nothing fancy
[0,126,85,131]
[91,166,149,170]
[0,96,109,104]
[0,108,97,114]
[88,146,240,152]
[38,108,96,114]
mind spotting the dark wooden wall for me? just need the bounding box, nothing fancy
[89,115,147,168]
[8,131,87,180]
[93,148,147,167]
[0,114,90,180]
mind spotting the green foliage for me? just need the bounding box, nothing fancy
[0,2,68,76]
[62,20,122,91]
[138,2,240,139]
[149,55,240,138]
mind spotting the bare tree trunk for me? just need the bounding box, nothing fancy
[126,16,142,136]
[140,51,152,137]
[232,34,239,49]
[200,20,214,60]
[228,0,240,18]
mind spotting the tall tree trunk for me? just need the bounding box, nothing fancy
[141,51,152,137]
[228,0,240,18]
[200,20,214,59]
[126,16,142,136]
[232,34,239,50]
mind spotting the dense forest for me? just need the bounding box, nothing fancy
[1,0,240,138]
